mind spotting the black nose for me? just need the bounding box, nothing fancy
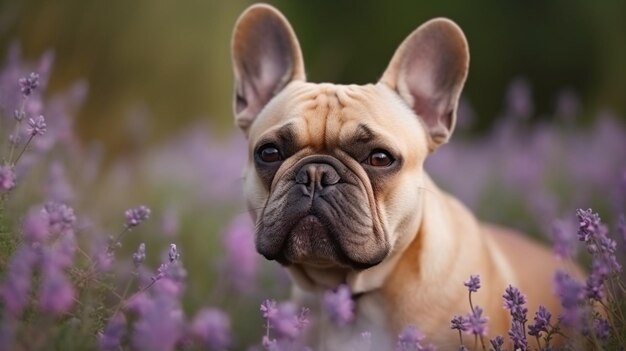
[295,163,340,192]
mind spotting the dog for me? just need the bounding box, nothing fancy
[231,4,582,350]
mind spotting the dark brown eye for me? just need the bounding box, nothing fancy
[367,150,393,167]
[258,144,282,163]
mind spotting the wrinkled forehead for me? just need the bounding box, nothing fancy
[248,81,429,157]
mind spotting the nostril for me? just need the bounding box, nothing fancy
[320,168,340,186]
[295,167,310,184]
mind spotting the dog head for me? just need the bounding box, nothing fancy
[231,4,469,289]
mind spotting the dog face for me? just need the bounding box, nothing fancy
[231,4,469,278]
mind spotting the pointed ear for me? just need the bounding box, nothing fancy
[231,4,305,135]
[380,18,469,150]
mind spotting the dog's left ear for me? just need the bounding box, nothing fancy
[380,18,469,150]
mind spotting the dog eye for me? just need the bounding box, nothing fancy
[257,144,282,163]
[367,150,394,167]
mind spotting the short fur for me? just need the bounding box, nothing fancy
[231,4,583,350]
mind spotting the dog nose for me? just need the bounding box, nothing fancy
[295,163,340,190]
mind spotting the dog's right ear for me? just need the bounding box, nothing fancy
[231,4,306,135]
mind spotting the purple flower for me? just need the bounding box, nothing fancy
[463,275,481,293]
[222,215,257,292]
[38,265,75,314]
[191,308,231,350]
[584,273,604,301]
[489,336,504,351]
[168,243,180,262]
[0,165,15,191]
[125,205,151,228]
[450,315,468,332]
[508,321,528,351]
[619,215,626,244]
[527,305,551,337]
[133,243,146,267]
[26,115,47,136]
[465,306,488,336]
[18,72,39,96]
[99,313,127,351]
[550,219,577,259]
[576,208,601,243]
[502,285,528,323]
[270,302,303,339]
[132,295,184,351]
[505,77,534,119]
[43,201,76,234]
[323,284,355,326]
[22,207,50,243]
[261,299,278,320]
[593,317,610,340]
[554,270,584,326]
[395,325,425,351]
[0,245,37,316]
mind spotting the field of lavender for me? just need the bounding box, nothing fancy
[1,46,625,350]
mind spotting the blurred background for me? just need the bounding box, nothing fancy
[1,1,625,348]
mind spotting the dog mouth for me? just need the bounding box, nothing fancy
[255,155,389,270]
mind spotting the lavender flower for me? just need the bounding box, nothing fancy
[43,201,76,234]
[99,313,127,351]
[0,165,15,191]
[463,275,481,292]
[593,317,610,340]
[271,302,304,339]
[395,325,425,351]
[261,299,278,320]
[554,270,584,326]
[38,265,75,314]
[133,243,146,267]
[503,285,528,323]
[323,284,355,326]
[576,208,601,242]
[508,321,528,351]
[466,306,488,336]
[132,294,184,351]
[550,219,577,259]
[125,205,151,228]
[0,245,37,316]
[18,72,39,96]
[489,336,504,351]
[450,315,468,332]
[222,215,257,292]
[191,308,232,350]
[527,305,551,337]
[26,115,47,136]
[22,207,50,243]
[168,243,179,262]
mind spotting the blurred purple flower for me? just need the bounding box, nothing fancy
[551,218,577,259]
[450,315,468,332]
[585,272,604,301]
[270,302,303,339]
[463,275,480,293]
[38,265,75,314]
[132,295,184,351]
[576,208,601,243]
[0,245,37,316]
[26,115,47,136]
[261,299,278,320]
[191,308,232,350]
[505,77,534,119]
[489,336,504,351]
[527,305,552,337]
[18,72,39,96]
[99,313,127,351]
[465,306,488,337]
[554,88,580,120]
[43,201,76,235]
[323,284,355,326]
[125,205,151,228]
[133,243,146,268]
[168,243,179,262]
[554,271,584,327]
[222,215,257,292]
[0,165,15,191]
[593,317,610,340]
[22,207,49,243]
[45,161,74,203]
[395,325,425,351]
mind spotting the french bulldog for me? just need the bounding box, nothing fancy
[231,4,582,350]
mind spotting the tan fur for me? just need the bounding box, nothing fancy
[232,4,584,350]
